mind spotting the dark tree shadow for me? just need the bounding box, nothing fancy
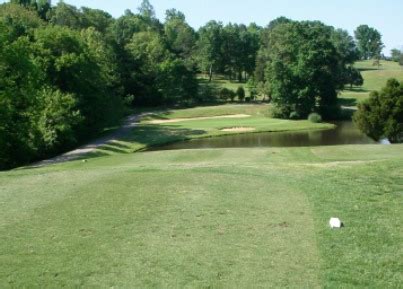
[343,87,370,93]
[91,124,208,155]
[338,98,357,107]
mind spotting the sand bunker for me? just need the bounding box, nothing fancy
[221,127,256,132]
[146,114,251,124]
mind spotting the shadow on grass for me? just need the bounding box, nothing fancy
[338,98,357,107]
[357,67,383,72]
[343,87,370,93]
[86,124,208,158]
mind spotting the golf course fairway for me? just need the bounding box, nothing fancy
[1,145,402,288]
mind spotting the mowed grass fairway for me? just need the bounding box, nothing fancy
[1,145,402,288]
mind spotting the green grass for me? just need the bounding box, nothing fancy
[142,103,270,120]
[199,74,251,94]
[1,145,402,288]
[89,105,333,156]
[340,60,403,106]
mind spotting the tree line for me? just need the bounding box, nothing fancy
[0,0,387,168]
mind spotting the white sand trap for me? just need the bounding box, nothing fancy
[221,127,256,132]
[147,114,251,124]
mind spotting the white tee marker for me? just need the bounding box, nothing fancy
[329,218,343,229]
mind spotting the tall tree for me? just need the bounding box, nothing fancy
[196,21,224,81]
[354,25,384,60]
[262,20,344,118]
[49,2,83,29]
[138,0,155,19]
[391,49,402,62]
[164,9,196,61]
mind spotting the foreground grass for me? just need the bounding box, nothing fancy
[340,60,403,106]
[90,104,333,156]
[1,145,402,288]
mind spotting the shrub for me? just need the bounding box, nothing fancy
[197,84,216,103]
[236,86,245,102]
[219,88,236,102]
[249,88,257,101]
[354,78,403,143]
[271,105,291,119]
[308,113,323,123]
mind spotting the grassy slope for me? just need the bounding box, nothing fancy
[1,145,402,288]
[340,60,403,106]
[199,75,251,94]
[89,104,333,157]
[200,61,403,107]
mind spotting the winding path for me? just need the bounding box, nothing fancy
[32,113,145,167]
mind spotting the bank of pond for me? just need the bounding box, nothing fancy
[149,121,382,151]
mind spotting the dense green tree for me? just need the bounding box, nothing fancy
[34,25,122,135]
[36,87,81,152]
[81,7,113,34]
[255,17,291,83]
[345,66,364,89]
[164,9,196,61]
[354,79,403,143]
[331,29,359,87]
[111,12,151,46]
[138,0,155,19]
[0,2,44,39]
[10,0,31,7]
[262,21,343,118]
[125,30,169,105]
[196,21,224,81]
[49,2,83,29]
[236,86,245,102]
[391,49,402,62]
[331,29,358,65]
[36,0,51,20]
[157,59,198,104]
[354,25,384,60]
[0,26,41,168]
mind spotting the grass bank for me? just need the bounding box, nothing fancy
[340,60,403,107]
[89,104,333,157]
[1,145,402,288]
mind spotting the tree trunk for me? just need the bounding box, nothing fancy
[209,64,213,82]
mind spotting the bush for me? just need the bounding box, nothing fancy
[354,78,403,143]
[308,113,323,123]
[197,84,216,103]
[236,86,245,102]
[249,88,257,101]
[219,88,236,102]
[271,105,291,119]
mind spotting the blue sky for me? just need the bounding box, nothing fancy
[2,0,402,54]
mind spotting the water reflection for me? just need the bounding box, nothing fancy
[150,121,377,151]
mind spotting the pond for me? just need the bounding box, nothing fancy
[150,121,378,151]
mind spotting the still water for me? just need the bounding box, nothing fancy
[150,122,377,151]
